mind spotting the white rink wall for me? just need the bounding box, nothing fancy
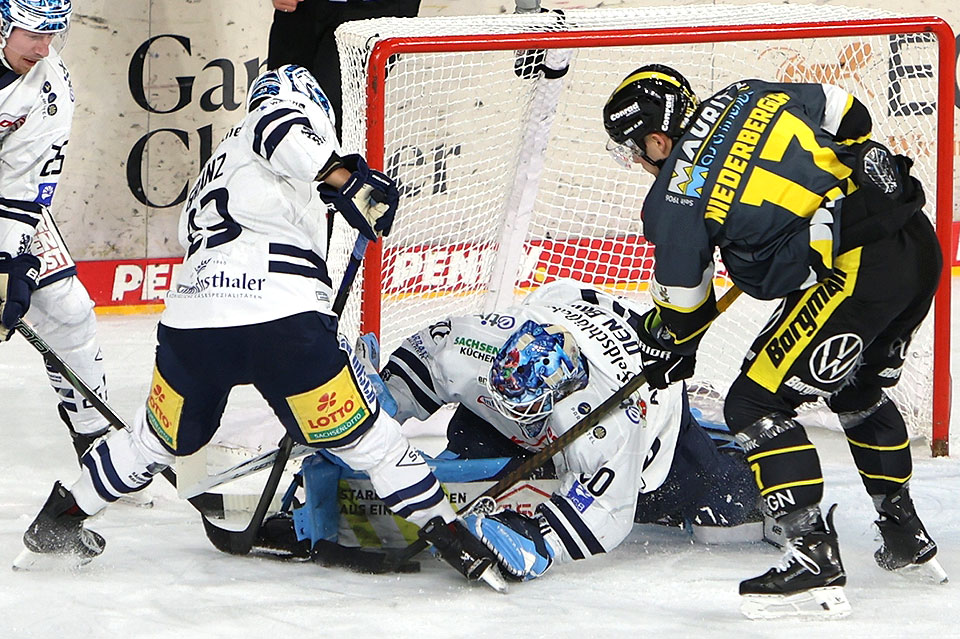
[59,0,960,261]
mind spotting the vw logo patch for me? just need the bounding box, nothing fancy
[809,333,863,384]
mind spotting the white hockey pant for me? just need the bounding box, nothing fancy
[329,412,455,528]
[70,405,173,516]
[27,277,110,435]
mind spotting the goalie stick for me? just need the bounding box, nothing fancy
[201,234,370,555]
[12,320,225,516]
[383,285,745,572]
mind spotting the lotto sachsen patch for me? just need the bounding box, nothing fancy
[146,368,184,448]
[287,366,370,443]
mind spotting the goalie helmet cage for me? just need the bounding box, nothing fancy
[330,5,955,456]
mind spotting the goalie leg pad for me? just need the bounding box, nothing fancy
[329,412,455,528]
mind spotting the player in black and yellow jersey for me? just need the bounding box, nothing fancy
[602,65,946,618]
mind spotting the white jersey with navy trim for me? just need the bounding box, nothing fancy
[0,48,74,259]
[383,279,685,564]
[162,97,341,329]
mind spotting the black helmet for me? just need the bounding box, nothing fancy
[602,65,699,166]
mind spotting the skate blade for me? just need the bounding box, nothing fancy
[478,564,509,594]
[893,557,948,585]
[740,586,851,620]
[12,547,93,572]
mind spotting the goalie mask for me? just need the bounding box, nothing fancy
[246,64,336,133]
[602,64,699,168]
[487,320,588,425]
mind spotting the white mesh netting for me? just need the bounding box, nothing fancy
[330,5,950,443]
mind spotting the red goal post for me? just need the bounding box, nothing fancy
[333,7,955,455]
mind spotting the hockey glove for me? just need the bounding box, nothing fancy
[317,154,399,241]
[0,253,41,341]
[853,140,916,203]
[419,516,499,581]
[354,333,398,417]
[636,308,696,390]
[462,509,556,581]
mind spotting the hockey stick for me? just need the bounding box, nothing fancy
[385,285,744,570]
[12,320,225,516]
[201,233,370,555]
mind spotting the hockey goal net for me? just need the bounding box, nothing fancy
[331,5,955,455]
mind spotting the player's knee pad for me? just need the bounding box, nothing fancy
[28,276,97,334]
[28,277,108,434]
[733,413,803,453]
[723,375,797,434]
[330,414,453,527]
[735,414,824,520]
[72,427,171,515]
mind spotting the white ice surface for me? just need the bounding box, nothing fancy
[1,285,958,637]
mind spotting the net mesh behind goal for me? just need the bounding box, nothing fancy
[332,5,954,454]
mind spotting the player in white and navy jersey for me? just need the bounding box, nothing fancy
[0,0,115,464]
[18,65,502,586]
[373,279,761,580]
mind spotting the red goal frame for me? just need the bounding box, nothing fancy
[357,17,955,455]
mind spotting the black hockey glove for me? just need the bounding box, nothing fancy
[0,253,41,341]
[419,516,499,581]
[853,140,916,203]
[636,308,696,390]
[317,154,399,241]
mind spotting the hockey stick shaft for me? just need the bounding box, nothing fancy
[13,320,224,515]
[201,232,370,554]
[180,442,314,498]
[390,285,743,566]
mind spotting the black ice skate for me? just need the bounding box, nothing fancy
[419,517,508,593]
[874,487,948,584]
[13,481,105,571]
[739,504,851,619]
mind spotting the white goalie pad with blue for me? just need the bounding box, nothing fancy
[292,452,558,549]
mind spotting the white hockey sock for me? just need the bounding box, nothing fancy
[71,411,173,514]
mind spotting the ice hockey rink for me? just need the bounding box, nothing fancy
[0,284,957,638]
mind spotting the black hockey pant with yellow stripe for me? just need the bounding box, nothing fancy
[722,212,941,519]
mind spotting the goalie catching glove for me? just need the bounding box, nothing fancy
[317,154,399,241]
[0,253,41,341]
[636,308,696,390]
[462,508,558,581]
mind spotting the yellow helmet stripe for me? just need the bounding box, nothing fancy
[613,70,682,95]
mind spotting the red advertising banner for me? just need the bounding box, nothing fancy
[75,223,960,312]
[76,257,182,313]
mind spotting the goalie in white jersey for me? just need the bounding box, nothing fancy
[372,279,761,580]
[0,1,116,465]
[18,65,504,586]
